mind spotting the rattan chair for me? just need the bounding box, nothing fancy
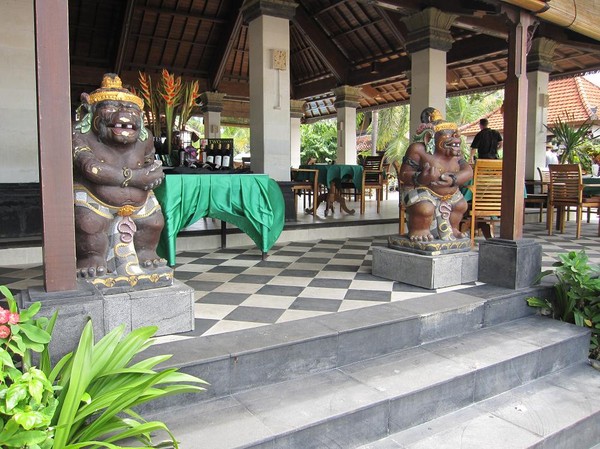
[547,164,600,238]
[526,167,549,223]
[465,159,503,247]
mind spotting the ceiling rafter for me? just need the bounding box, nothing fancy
[135,5,228,24]
[291,4,350,84]
[210,5,244,91]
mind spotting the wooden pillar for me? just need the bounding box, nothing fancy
[34,0,77,292]
[500,7,534,241]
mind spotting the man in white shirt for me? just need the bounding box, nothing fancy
[545,143,559,166]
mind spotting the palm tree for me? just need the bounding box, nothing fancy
[545,113,593,168]
[377,105,411,164]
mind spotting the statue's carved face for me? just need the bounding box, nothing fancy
[435,129,461,158]
[92,100,143,145]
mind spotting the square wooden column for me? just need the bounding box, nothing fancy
[34,0,76,292]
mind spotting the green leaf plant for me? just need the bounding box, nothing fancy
[526,250,600,360]
[0,286,207,448]
[544,113,594,169]
[0,285,56,449]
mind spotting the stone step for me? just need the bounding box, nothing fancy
[358,362,600,449]
[145,315,590,448]
[138,284,547,412]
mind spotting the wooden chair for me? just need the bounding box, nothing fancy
[290,167,319,216]
[525,167,549,223]
[360,155,385,214]
[466,159,503,247]
[547,164,600,239]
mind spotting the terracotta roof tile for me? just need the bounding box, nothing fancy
[460,76,600,136]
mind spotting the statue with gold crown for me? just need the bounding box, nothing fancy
[72,73,172,290]
[390,108,473,251]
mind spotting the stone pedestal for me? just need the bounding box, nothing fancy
[372,246,478,289]
[478,238,542,289]
[20,279,194,361]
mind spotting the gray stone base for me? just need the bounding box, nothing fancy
[19,279,194,361]
[478,238,542,289]
[372,246,478,289]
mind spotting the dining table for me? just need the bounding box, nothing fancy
[583,175,600,196]
[299,163,363,216]
[153,173,285,266]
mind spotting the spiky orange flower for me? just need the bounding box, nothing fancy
[138,71,153,106]
[160,69,182,107]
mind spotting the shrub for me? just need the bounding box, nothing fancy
[0,285,207,448]
[526,250,600,360]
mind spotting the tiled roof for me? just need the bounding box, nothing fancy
[357,134,372,152]
[460,76,600,136]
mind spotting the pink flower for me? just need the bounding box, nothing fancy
[0,309,9,325]
[8,313,19,325]
[0,325,10,339]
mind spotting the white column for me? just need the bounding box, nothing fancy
[204,111,222,138]
[409,49,448,133]
[402,8,456,133]
[333,86,362,165]
[526,71,550,178]
[200,91,226,139]
[371,110,379,155]
[526,38,558,180]
[243,0,297,181]
[0,0,38,182]
[290,99,304,167]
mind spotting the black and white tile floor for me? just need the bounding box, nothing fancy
[1,220,599,343]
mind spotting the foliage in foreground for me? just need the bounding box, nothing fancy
[545,113,594,168]
[0,286,207,449]
[526,250,600,360]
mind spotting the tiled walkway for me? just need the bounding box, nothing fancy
[1,217,599,343]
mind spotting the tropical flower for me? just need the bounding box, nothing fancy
[0,324,10,339]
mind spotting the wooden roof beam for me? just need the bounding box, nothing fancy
[135,5,228,24]
[292,4,350,83]
[209,5,244,91]
[114,0,135,74]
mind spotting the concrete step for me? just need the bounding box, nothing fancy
[358,362,600,449]
[143,311,591,448]
[138,284,546,411]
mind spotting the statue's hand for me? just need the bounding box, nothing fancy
[131,162,165,191]
[419,163,440,186]
[431,172,453,187]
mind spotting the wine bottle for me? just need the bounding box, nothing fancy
[214,143,223,168]
[206,143,215,164]
[222,142,231,169]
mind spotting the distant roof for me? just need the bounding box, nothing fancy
[460,76,600,135]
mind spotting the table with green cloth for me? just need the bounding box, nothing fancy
[154,174,285,266]
[583,176,600,196]
[298,164,363,215]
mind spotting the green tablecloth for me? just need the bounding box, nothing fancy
[583,176,600,196]
[154,174,285,266]
[299,164,363,190]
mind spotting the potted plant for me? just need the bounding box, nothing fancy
[0,286,207,448]
[545,112,594,170]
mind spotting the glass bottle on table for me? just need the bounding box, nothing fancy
[222,143,232,169]
[214,143,222,168]
[206,142,215,164]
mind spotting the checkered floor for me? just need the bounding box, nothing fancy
[1,219,599,343]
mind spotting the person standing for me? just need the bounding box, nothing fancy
[545,142,559,166]
[470,118,503,163]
